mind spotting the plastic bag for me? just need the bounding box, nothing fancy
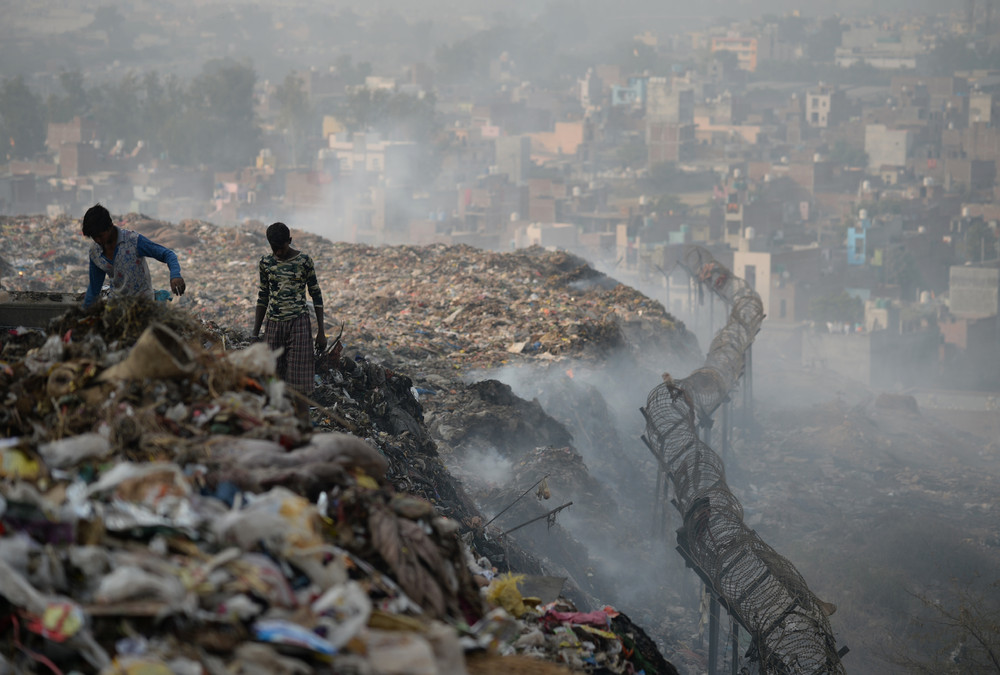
[38,432,112,469]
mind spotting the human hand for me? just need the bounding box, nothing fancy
[315,333,328,351]
[171,277,186,296]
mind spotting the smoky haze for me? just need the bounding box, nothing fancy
[4,1,1000,673]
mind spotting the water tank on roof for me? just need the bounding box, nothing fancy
[814,153,823,162]
[920,291,931,304]
[918,225,926,233]
[744,226,755,240]
[859,209,869,220]
[862,180,872,191]
[639,194,647,205]
[764,173,773,182]
[924,177,934,186]
[573,186,581,197]
[510,212,519,221]
[962,206,971,217]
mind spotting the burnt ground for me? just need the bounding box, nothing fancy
[731,366,1000,674]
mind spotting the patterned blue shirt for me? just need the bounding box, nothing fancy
[84,228,182,307]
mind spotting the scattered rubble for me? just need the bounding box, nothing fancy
[0,212,699,673]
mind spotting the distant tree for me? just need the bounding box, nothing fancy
[927,37,991,77]
[0,76,47,161]
[883,248,923,300]
[333,55,372,88]
[616,139,646,170]
[434,39,486,84]
[807,17,845,61]
[612,39,659,74]
[146,73,190,162]
[274,74,314,167]
[808,291,863,324]
[90,73,143,152]
[644,162,681,190]
[188,59,260,169]
[964,220,998,263]
[46,71,90,124]
[653,194,686,215]
[340,88,437,140]
[712,49,739,74]
[828,139,868,168]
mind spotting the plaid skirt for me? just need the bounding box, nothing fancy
[265,313,313,395]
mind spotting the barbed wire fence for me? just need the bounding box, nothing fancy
[641,246,847,674]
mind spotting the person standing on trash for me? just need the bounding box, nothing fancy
[252,222,327,410]
[81,203,186,308]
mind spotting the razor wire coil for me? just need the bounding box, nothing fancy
[644,246,846,674]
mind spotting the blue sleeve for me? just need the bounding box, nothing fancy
[136,234,182,279]
[84,260,106,308]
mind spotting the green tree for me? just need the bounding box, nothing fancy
[0,76,47,161]
[828,139,868,168]
[46,71,90,124]
[189,59,260,169]
[274,73,313,167]
[964,220,998,263]
[652,194,686,215]
[333,55,372,88]
[616,139,646,169]
[808,291,863,324]
[883,248,923,299]
[807,17,845,61]
[711,49,739,74]
[90,73,143,153]
[612,39,659,74]
[340,88,438,140]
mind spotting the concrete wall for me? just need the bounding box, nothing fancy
[949,264,1000,318]
[801,331,872,385]
[801,328,940,388]
[866,124,912,170]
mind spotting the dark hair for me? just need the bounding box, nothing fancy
[82,203,114,237]
[266,222,291,246]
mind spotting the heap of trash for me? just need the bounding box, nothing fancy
[0,293,678,674]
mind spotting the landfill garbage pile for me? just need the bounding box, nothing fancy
[0,215,700,380]
[0,292,679,674]
[0,214,700,672]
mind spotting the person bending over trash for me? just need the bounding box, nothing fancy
[252,222,327,414]
[81,203,186,308]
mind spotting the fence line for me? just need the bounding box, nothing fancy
[642,246,846,674]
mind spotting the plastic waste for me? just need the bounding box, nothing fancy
[310,580,372,649]
[225,341,279,376]
[231,643,311,675]
[0,446,43,480]
[94,565,187,606]
[98,323,197,382]
[252,619,337,655]
[38,432,112,469]
[364,628,438,675]
[486,573,527,618]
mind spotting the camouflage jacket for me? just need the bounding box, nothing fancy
[256,252,323,321]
